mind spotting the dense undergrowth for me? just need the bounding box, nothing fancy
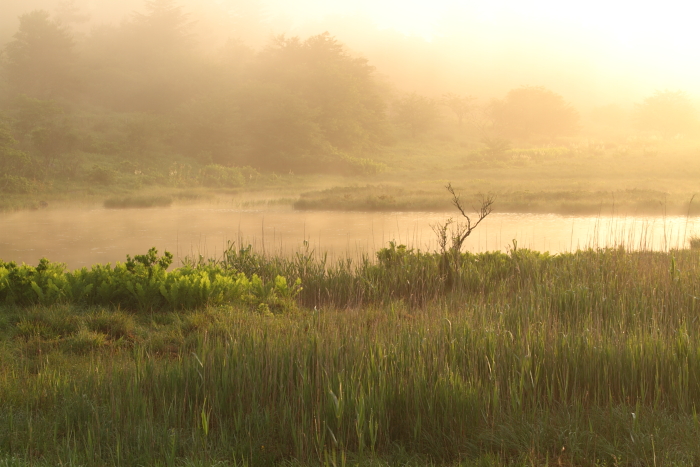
[2,245,700,465]
[0,247,300,313]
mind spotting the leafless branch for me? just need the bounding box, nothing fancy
[445,183,494,249]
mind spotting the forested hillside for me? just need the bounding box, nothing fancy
[0,0,396,201]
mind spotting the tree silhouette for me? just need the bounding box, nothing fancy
[2,10,76,99]
[442,93,476,126]
[634,90,698,138]
[490,86,579,139]
[393,93,438,138]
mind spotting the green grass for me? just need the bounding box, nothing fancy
[2,245,700,465]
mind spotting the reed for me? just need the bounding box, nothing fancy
[2,245,700,465]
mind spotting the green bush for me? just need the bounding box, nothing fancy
[199,164,245,188]
[87,164,116,184]
[0,248,301,312]
[0,175,35,194]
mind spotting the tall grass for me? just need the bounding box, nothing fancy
[2,245,700,465]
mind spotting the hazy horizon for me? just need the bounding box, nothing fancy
[3,0,699,113]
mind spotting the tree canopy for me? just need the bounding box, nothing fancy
[182,32,389,171]
[633,90,698,137]
[393,93,438,138]
[2,10,76,99]
[442,93,476,126]
[490,86,579,139]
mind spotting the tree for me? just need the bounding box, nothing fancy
[7,95,77,165]
[129,0,196,57]
[490,86,579,139]
[432,183,494,289]
[257,33,388,152]
[54,1,90,26]
[183,32,389,172]
[442,93,476,126]
[633,90,698,137]
[393,93,438,138]
[82,0,200,112]
[2,10,76,99]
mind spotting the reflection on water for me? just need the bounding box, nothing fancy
[1,205,700,269]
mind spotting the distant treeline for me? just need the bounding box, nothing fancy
[0,0,697,185]
[0,1,392,177]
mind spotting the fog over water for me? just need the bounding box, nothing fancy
[2,207,699,269]
[3,0,700,268]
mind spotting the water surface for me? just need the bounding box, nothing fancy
[1,205,698,269]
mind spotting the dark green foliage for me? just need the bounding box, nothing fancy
[29,120,79,163]
[86,164,116,184]
[0,175,35,194]
[0,122,37,180]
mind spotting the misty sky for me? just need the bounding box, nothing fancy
[267,0,700,105]
[3,0,698,109]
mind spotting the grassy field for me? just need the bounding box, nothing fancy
[2,243,700,466]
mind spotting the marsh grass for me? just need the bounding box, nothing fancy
[294,185,696,216]
[104,195,173,209]
[688,235,700,249]
[2,243,700,465]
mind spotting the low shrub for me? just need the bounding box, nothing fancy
[87,164,116,185]
[199,164,245,188]
[0,248,301,312]
[0,175,35,194]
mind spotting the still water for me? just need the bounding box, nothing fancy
[1,205,699,269]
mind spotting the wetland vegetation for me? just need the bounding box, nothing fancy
[4,1,700,466]
[3,243,700,466]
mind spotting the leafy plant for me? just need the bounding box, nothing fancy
[0,248,299,312]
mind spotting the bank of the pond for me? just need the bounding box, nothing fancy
[2,247,700,465]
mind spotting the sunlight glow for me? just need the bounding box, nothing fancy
[262,0,700,97]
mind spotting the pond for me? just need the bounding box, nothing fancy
[1,204,699,269]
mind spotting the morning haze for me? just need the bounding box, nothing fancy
[6,2,700,466]
[3,0,700,264]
